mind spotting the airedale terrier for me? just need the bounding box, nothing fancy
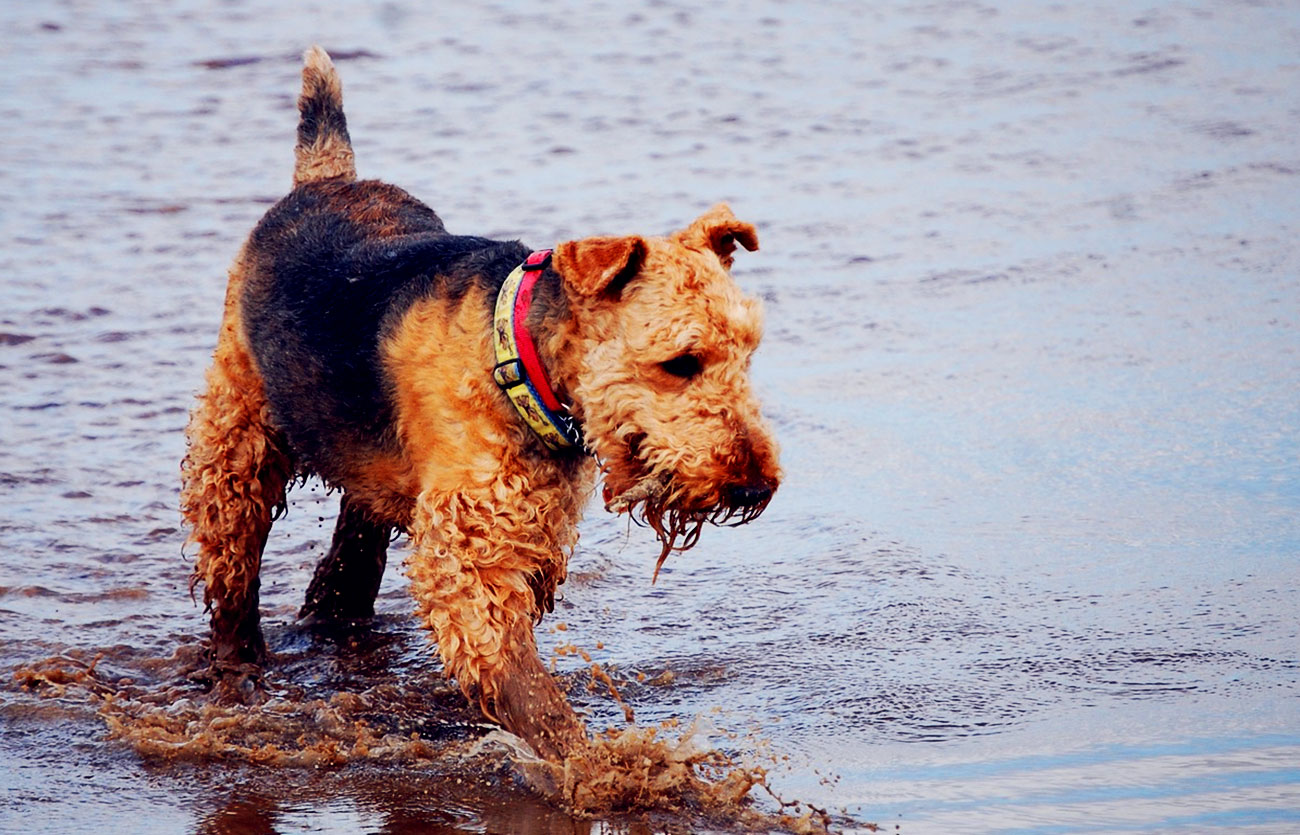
[181,47,780,760]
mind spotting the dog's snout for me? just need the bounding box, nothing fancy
[725,482,774,508]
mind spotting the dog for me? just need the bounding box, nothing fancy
[181,47,780,761]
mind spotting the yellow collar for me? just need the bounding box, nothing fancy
[491,250,583,452]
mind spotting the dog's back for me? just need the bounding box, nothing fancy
[238,49,524,486]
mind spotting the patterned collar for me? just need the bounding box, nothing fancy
[491,249,583,452]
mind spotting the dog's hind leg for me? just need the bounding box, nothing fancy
[299,492,392,620]
[182,252,293,671]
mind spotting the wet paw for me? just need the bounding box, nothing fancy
[189,660,266,704]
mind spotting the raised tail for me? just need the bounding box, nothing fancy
[293,46,356,186]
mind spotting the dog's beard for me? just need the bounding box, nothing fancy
[640,499,771,583]
[605,470,773,583]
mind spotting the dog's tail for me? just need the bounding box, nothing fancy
[293,46,356,186]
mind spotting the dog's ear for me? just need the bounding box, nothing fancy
[553,235,647,298]
[672,203,759,269]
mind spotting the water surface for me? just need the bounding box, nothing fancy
[2,1,1298,832]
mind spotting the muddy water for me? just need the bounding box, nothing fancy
[3,0,1299,832]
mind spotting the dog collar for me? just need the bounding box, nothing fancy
[492,249,583,452]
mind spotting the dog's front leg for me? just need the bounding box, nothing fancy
[407,488,587,761]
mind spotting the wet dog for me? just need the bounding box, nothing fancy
[181,47,780,760]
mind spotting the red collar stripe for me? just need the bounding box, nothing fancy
[511,249,566,414]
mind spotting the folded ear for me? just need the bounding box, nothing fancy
[672,203,759,269]
[553,235,647,297]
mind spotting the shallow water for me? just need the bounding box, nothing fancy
[3,0,1299,832]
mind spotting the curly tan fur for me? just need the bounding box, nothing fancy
[382,288,593,720]
[550,214,779,510]
[181,48,780,762]
[181,245,293,666]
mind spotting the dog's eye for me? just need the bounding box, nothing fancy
[660,354,701,379]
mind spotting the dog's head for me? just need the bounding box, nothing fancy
[550,204,781,575]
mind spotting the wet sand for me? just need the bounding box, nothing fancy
[3,1,1299,832]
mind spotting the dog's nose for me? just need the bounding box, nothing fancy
[725,482,773,508]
